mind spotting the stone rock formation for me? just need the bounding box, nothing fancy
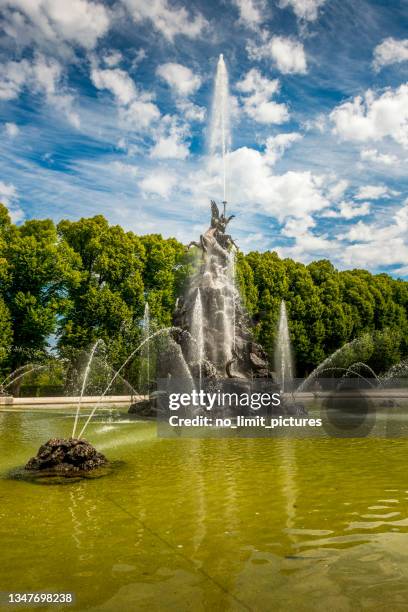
[25,438,108,474]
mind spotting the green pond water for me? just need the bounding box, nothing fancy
[1,407,408,611]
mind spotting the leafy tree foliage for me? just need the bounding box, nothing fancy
[237,253,408,375]
[0,204,407,379]
[0,205,80,370]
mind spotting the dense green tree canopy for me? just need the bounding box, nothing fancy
[0,204,407,380]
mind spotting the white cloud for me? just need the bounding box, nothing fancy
[279,0,326,21]
[4,122,19,137]
[360,148,399,166]
[91,67,137,105]
[355,185,396,200]
[156,63,201,97]
[0,180,17,204]
[0,180,24,223]
[373,38,408,71]
[341,202,408,269]
[150,117,190,160]
[103,50,123,67]
[264,132,302,164]
[330,84,408,148]
[177,100,206,122]
[120,99,161,130]
[90,66,160,131]
[237,69,289,124]
[233,0,266,29]
[248,35,307,74]
[139,169,177,198]
[303,113,327,133]
[190,146,328,222]
[328,179,348,200]
[1,0,110,51]
[0,55,79,127]
[278,214,334,260]
[122,0,207,41]
[338,200,371,219]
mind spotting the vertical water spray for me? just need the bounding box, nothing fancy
[274,301,294,392]
[229,247,237,354]
[191,289,204,387]
[210,54,231,206]
[143,302,150,392]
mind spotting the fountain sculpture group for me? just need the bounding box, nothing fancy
[20,53,407,477]
[173,201,272,382]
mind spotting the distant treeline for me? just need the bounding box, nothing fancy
[0,203,407,378]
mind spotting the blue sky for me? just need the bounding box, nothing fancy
[0,0,408,277]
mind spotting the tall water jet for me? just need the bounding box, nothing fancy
[210,54,231,207]
[275,301,294,392]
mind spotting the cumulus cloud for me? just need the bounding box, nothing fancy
[4,122,19,137]
[90,66,160,130]
[237,69,289,124]
[122,0,207,41]
[0,55,79,127]
[340,201,408,270]
[91,66,137,105]
[233,0,266,29]
[360,148,399,166]
[91,66,195,158]
[156,63,205,123]
[190,145,328,222]
[338,200,371,219]
[248,34,307,74]
[139,169,177,198]
[177,100,206,122]
[150,117,190,160]
[373,38,408,71]
[264,132,302,164]
[279,0,326,21]
[328,178,348,200]
[355,184,396,200]
[157,63,202,97]
[0,0,110,52]
[330,84,408,148]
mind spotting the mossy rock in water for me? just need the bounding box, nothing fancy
[25,438,108,475]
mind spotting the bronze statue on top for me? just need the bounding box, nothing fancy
[188,200,238,256]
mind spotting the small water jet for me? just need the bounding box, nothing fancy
[191,289,204,387]
[78,326,186,437]
[275,301,294,393]
[142,302,150,392]
[72,339,104,439]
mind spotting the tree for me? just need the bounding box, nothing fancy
[57,216,147,372]
[0,211,80,370]
[0,295,12,374]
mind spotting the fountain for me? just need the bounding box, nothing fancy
[24,50,407,476]
[142,302,150,392]
[210,53,231,205]
[191,289,204,387]
[275,301,294,393]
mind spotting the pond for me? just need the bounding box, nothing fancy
[1,407,408,611]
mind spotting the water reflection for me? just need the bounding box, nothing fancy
[1,411,408,610]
